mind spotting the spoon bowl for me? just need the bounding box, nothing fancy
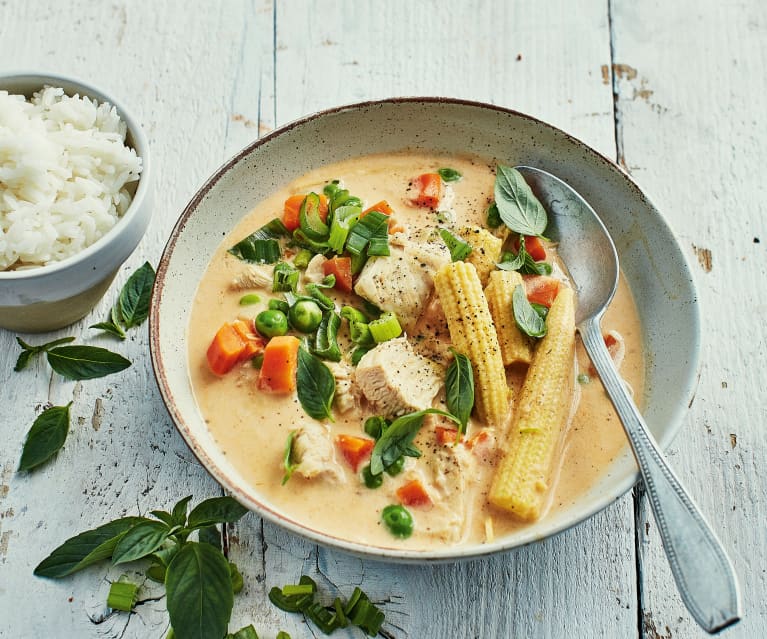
[516,166,741,635]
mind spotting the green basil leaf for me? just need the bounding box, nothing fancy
[89,321,127,340]
[485,202,503,229]
[117,261,155,328]
[46,345,131,380]
[18,404,72,471]
[112,520,170,565]
[151,539,180,567]
[146,563,167,583]
[187,496,248,529]
[437,167,462,182]
[172,495,193,527]
[14,336,75,372]
[150,510,175,526]
[494,165,548,236]
[438,228,473,262]
[370,409,460,475]
[530,302,549,320]
[166,542,234,639]
[34,517,148,578]
[513,284,547,338]
[296,346,335,421]
[445,350,474,433]
[229,561,244,594]
[198,525,222,549]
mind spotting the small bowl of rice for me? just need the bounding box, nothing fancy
[0,72,151,332]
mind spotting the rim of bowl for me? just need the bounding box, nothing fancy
[150,96,701,562]
[0,70,151,281]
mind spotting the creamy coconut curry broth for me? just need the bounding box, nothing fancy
[189,152,643,550]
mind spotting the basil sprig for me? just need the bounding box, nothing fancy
[35,495,248,639]
[18,403,72,471]
[14,336,74,371]
[445,350,474,435]
[91,261,156,337]
[296,346,335,420]
[369,408,460,476]
[497,236,552,275]
[494,165,548,236]
[513,284,547,338]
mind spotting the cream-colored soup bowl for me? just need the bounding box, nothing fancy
[150,98,699,562]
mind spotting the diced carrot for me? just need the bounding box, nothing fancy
[523,275,560,308]
[206,320,265,376]
[387,217,406,234]
[396,479,432,507]
[257,335,300,393]
[322,256,353,294]
[513,234,547,261]
[361,200,394,217]
[282,193,328,231]
[336,434,374,472]
[409,173,443,208]
[435,426,459,446]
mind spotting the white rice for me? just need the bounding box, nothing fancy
[0,86,142,270]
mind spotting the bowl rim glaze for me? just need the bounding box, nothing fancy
[0,70,151,282]
[150,97,701,562]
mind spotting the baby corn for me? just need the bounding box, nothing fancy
[485,270,534,365]
[433,261,509,428]
[456,226,503,286]
[489,285,576,521]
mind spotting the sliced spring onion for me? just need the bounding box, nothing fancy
[368,312,402,343]
[292,248,313,269]
[351,346,371,366]
[340,306,368,324]
[305,283,335,311]
[349,320,374,347]
[229,218,288,262]
[107,579,139,612]
[238,293,261,306]
[439,228,473,261]
[282,584,315,597]
[299,192,329,241]
[346,210,390,262]
[327,205,362,253]
[313,311,342,362]
[292,228,329,254]
[272,262,299,293]
[323,180,341,198]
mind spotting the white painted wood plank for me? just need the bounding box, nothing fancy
[611,0,767,636]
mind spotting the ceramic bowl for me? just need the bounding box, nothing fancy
[151,98,699,561]
[0,72,152,332]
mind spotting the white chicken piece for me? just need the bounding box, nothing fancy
[292,421,344,482]
[355,337,443,417]
[325,360,357,414]
[353,237,450,332]
[303,254,328,284]
[230,263,273,291]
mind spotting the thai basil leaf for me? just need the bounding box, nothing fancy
[151,539,180,567]
[46,345,131,380]
[165,542,234,639]
[485,202,503,228]
[18,403,72,471]
[118,261,155,328]
[437,167,462,182]
[150,510,175,526]
[296,346,335,421]
[171,495,193,527]
[89,321,126,340]
[198,525,222,549]
[445,350,474,433]
[438,228,473,262]
[370,409,460,475]
[14,336,75,372]
[513,284,547,338]
[34,517,149,578]
[112,520,170,565]
[494,165,548,236]
[187,496,248,529]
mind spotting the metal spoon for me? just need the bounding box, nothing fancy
[515,166,741,634]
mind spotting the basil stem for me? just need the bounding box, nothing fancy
[14,336,75,372]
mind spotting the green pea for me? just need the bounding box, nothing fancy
[385,456,405,476]
[255,309,288,338]
[381,504,413,538]
[361,464,383,489]
[288,299,323,333]
[269,298,290,314]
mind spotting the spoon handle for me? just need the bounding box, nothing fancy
[580,317,741,634]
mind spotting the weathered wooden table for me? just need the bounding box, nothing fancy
[1,1,764,637]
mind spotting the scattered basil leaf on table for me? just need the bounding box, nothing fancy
[112,520,171,565]
[89,320,126,340]
[445,350,475,434]
[494,164,548,236]
[34,516,149,578]
[187,496,249,529]
[46,345,131,380]
[118,261,155,327]
[296,346,335,420]
[513,284,547,338]
[14,336,75,372]
[370,408,460,476]
[18,403,72,471]
[437,167,462,182]
[166,541,234,639]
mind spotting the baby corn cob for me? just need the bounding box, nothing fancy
[485,270,534,366]
[433,261,509,428]
[456,226,503,286]
[489,285,576,521]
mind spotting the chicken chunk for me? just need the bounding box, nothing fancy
[354,237,450,332]
[230,263,273,290]
[303,254,327,285]
[355,337,443,417]
[325,360,357,414]
[292,421,344,482]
